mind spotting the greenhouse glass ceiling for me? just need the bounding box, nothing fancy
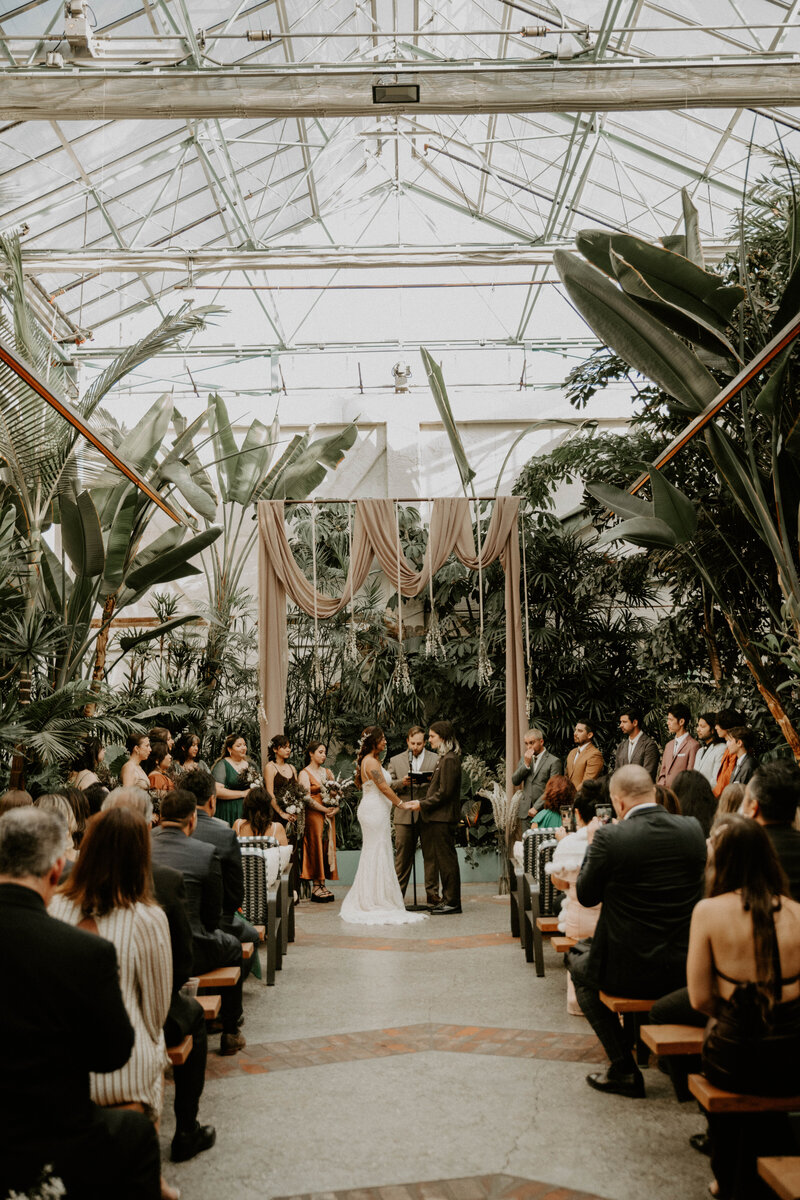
[1,0,799,390]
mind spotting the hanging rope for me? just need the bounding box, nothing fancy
[425,508,445,659]
[475,498,493,687]
[345,501,358,663]
[392,501,412,694]
[310,502,323,691]
[520,502,533,721]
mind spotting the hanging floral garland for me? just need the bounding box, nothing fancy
[392,500,413,694]
[310,502,324,692]
[425,508,445,660]
[345,500,358,664]
[475,498,493,688]
[520,504,533,721]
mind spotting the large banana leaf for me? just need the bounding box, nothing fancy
[118,614,201,651]
[420,347,476,491]
[159,460,218,520]
[661,189,705,268]
[101,486,139,595]
[229,418,275,505]
[554,250,721,414]
[124,524,221,595]
[595,516,679,549]
[649,465,698,540]
[59,491,105,578]
[208,393,238,502]
[261,423,358,499]
[585,481,653,521]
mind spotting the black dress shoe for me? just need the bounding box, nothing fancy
[586,1068,645,1098]
[171,1123,216,1163]
[430,904,462,914]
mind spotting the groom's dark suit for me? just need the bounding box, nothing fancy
[418,749,462,910]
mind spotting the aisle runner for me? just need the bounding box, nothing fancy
[202,1022,605,1080]
[274,1172,609,1200]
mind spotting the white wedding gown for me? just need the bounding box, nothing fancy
[340,769,428,926]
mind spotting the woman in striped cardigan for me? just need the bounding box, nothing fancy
[50,806,175,1199]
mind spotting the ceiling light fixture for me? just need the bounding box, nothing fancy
[372,80,420,105]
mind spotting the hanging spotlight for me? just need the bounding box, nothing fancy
[372,77,420,105]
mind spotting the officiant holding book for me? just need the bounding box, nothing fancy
[388,726,439,905]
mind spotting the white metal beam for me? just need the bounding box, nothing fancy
[3,58,800,120]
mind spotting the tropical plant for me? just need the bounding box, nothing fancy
[552,176,800,756]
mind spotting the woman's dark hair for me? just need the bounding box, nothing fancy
[699,713,724,744]
[573,779,602,826]
[268,734,290,763]
[708,814,790,996]
[72,737,103,773]
[540,775,576,813]
[143,741,170,775]
[672,769,717,836]
[63,786,90,847]
[655,784,681,814]
[356,727,384,780]
[242,787,274,837]
[148,726,171,745]
[173,733,200,765]
[305,740,325,765]
[126,732,149,755]
[716,708,744,734]
[59,806,153,917]
[223,733,246,755]
[82,782,109,816]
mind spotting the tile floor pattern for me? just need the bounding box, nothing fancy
[202,1022,606,1080]
[294,931,517,953]
[274,1173,608,1200]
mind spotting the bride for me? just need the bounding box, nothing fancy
[340,726,428,926]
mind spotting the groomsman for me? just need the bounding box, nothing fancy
[657,703,700,788]
[614,708,660,780]
[511,729,562,835]
[566,719,604,787]
[388,727,439,904]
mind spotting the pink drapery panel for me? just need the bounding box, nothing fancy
[257,497,525,795]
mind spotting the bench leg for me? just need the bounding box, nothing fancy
[510,867,521,940]
[266,890,278,986]
[531,886,545,978]
[279,873,290,956]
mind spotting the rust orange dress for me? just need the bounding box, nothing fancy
[301,776,338,881]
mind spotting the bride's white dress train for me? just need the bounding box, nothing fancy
[340,770,428,926]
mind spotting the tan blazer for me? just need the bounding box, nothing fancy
[657,735,701,788]
[566,743,604,787]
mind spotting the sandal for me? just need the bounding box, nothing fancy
[311,885,334,902]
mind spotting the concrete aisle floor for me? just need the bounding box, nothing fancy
[160,884,712,1200]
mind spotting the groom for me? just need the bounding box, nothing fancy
[407,721,463,915]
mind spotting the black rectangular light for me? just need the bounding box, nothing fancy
[372,83,420,104]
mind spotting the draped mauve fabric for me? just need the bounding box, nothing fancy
[257,497,526,798]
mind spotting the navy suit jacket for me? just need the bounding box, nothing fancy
[576,805,706,996]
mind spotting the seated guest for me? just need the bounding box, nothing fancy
[64,786,90,849]
[102,788,216,1164]
[687,814,800,1200]
[49,807,175,1200]
[234,786,289,846]
[694,713,726,787]
[715,782,745,819]
[712,709,746,797]
[548,782,602,1015]
[182,769,261,953]
[0,788,32,815]
[151,789,246,1056]
[740,760,800,900]
[726,726,757,786]
[146,741,175,794]
[34,793,78,862]
[121,733,152,790]
[656,702,700,788]
[672,769,717,836]
[0,807,160,1200]
[529,775,575,828]
[567,764,706,1097]
[68,736,105,790]
[655,784,681,814]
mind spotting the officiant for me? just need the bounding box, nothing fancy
[388,726,439,905]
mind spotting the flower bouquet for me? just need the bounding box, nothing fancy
[281,778,309,841]
[321,773,358,808]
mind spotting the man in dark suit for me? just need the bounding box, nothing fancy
[614,707,660,780]
[151,789,246,1056]
[727,726,758,787]
[183,769,261,948]
[742,759,800,900]
[407,721,463,914]
[511,728,562,834]
[0,807,160,1199]
[103,788,216,1163]
[388,725,440,904]
[567,764,706,1098]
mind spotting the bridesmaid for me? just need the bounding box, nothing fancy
[298,742,340,902]
[211,733,256,826]
[120,734,151,791]
[265,733,300,893]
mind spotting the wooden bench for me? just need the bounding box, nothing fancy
[198,994,221,1020]
[551,936,576,955]
[536,916,560,934]
[600,992,657,1066]
[254,925,265,942]
[196,966,241,989]
[509,860,522,942]
[166,1036,193,1066]
[521,872,544,977]
[758,1157,800,1200]
[689,1075,800,1114]
[640,1023,704,1101]
[242,942,254,961]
